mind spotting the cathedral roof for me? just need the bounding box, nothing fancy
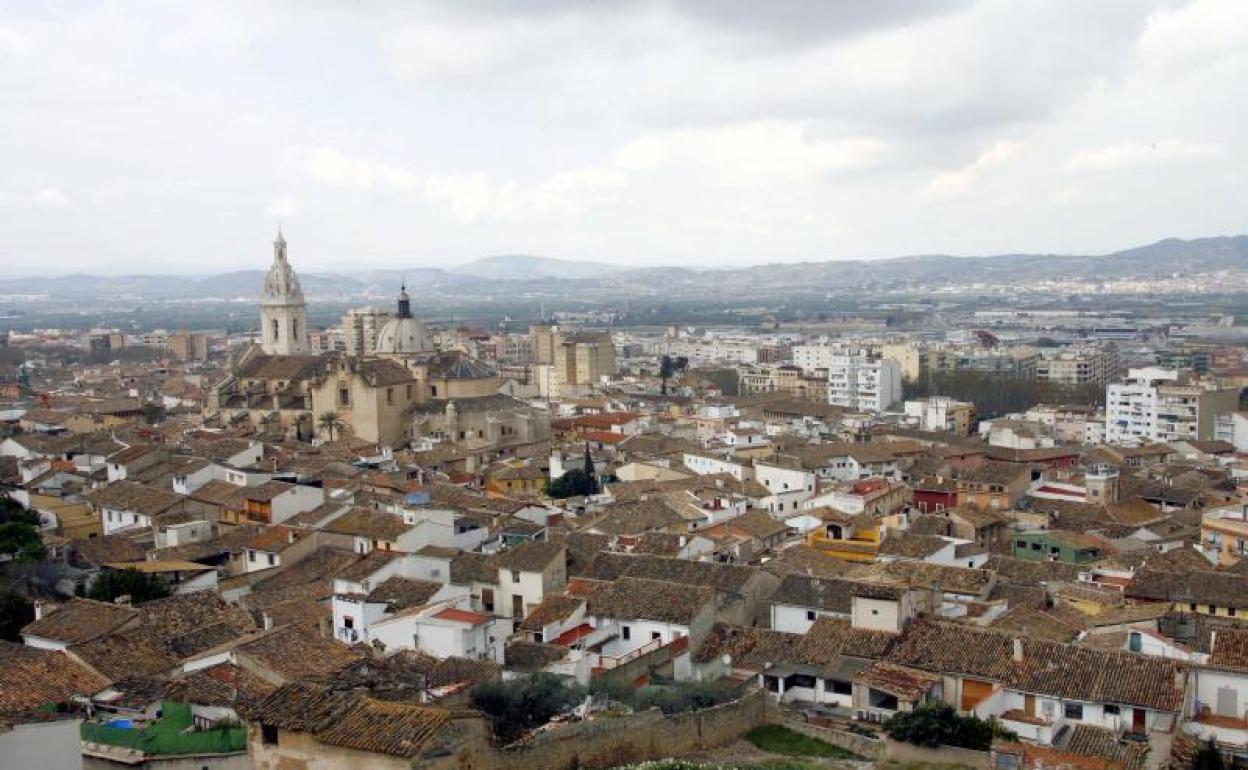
[376,317,431,356]
[426,352,496,381]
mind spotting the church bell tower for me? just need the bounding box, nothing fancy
[259,229,310,355]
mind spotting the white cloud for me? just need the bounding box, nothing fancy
[33,187,70,208]
[0,187,71,209]
[923,140,1022,200]
[1139,0,1248,65]
[423,121,888,224]
[1065,139,1223,171]
[613,122,890,182]
[0,26,31,56]
[293,147,417,193]
[266,195,298,218]
[424,166,627,225]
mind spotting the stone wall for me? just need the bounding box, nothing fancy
[782,716,992,768]
[413,689,769,770]
[782,718,885,759]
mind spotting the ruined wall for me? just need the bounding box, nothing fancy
[413,689,769,770]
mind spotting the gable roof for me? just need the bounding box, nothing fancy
[0,642,109,718]
[495,541,565,573]
[21,598,138,646]
[588,577,714,625]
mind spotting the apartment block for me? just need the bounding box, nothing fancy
[342,306,393,357]
[827,354,901,412]
[1106,367,1239,445]
[1035,345,1120,385]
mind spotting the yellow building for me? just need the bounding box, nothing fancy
[804,508,882,563]
[1200,506,1248,566]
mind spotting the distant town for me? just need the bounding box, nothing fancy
[1,233,1248,770]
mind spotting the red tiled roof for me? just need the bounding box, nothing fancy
[431,608,489,625]
[553,623,595,646]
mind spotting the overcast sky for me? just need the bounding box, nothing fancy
[2,0,1246,274]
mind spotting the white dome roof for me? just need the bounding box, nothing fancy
[376,316,431,355]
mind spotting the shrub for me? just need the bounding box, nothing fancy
[470,672,585,743]
[0,591,34,641]
[1194,738,1225,770]
[632,680,740,714]
[86,569,172,605]
[884,701,995,751]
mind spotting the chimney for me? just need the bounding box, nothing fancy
[114,594,133,608]
[33,599,49,620]
[1012,637,1024,663]
[1174,670,1185,692]
[261,612,274,631]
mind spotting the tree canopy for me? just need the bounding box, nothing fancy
[0,497,45,563]
[470,672,585,743]
[85,569,172,605]
[884,701,1003,750]
[546,468,595,499]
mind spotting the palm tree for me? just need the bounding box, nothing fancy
[317,411,344,443]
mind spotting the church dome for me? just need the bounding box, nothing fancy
[261,231,305,307]
[375,283,431,355]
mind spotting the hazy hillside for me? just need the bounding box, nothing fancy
[448,254,627,281]
[4,235,1246,301]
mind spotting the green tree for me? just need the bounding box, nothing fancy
[633,680,740,714]
[582,444,598,496]
[885,700,996,750]
[0,498,45,563]
[470,672,585,743]
[1194,738,1225,770]
[546,469,593,499]
[659,354,675,395]
[140,402,165,425]
[0,591,34,641]
[86,569,172,605]
[0,521,46,562]
[317,411,344,442]
[0,496,40,526]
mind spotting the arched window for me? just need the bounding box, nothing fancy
[271,318,279,342]
[292,319,300,342]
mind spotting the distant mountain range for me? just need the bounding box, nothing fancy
[4,235,1246,302]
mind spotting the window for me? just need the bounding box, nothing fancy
[806,610,816,621]
[248,550,256,562]
[1104,704,1119,716]
[267,553,275,566]
[511,570,521,584]
[261,724,279,745]
[829,679,853,695]
[270,319,279,342]
[651,631,662,641]
[343,616,354,629]
[338,388,350,407]
[406,384,412,399]
[386,387,394,405]
[292,319,300,341]
[622,625,631,640]
[1016,540,1027,549]
[1064,703,1084,720]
